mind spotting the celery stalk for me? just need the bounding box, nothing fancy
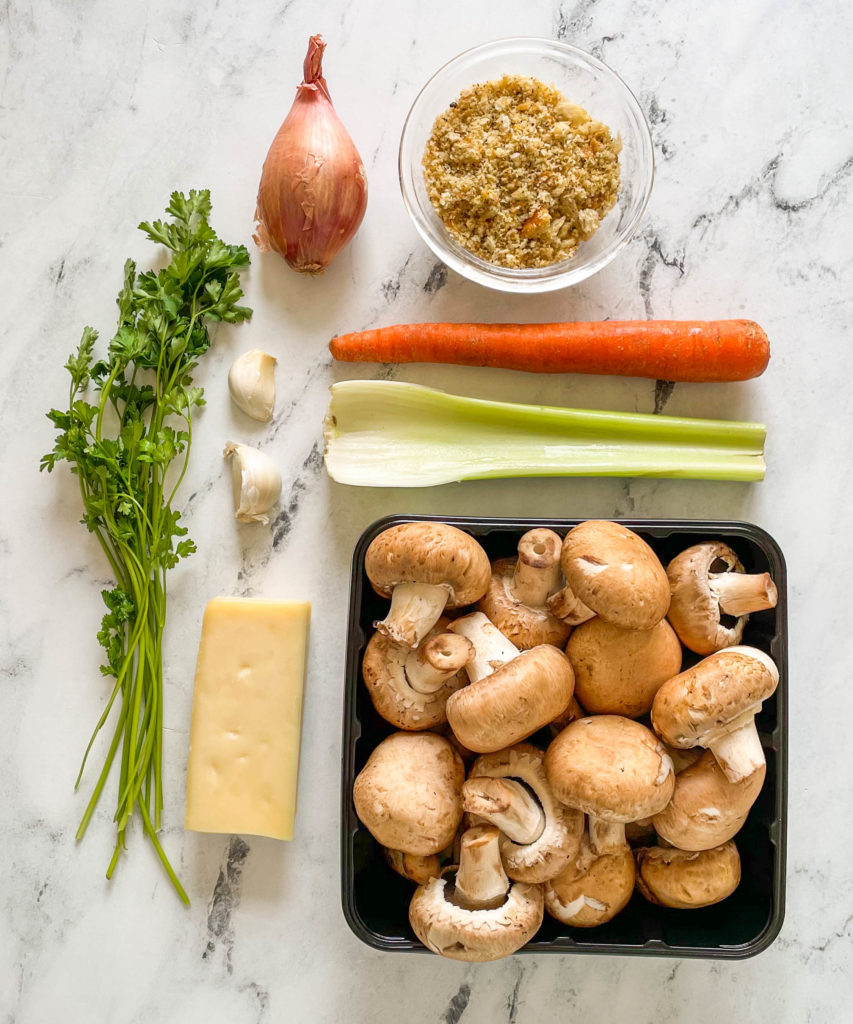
[323,381,766,487]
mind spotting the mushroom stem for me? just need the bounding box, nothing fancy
[375,582,450,648]
[708,718,765,783]
[405,633,474,694]
[462,777,545,845]
[509,529,563,607]
[709,571,778,616]
[587,817,627,855]
[448,612,520,685]
[452,826,510,910]
[547,585,596,626]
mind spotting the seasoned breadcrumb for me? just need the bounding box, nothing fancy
[423,75,621,269]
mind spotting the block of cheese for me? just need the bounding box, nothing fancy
[185,597,310,840]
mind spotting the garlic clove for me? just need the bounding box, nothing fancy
[224,442,282,525]
[228,349,277,421]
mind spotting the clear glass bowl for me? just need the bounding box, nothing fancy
[399,37,654,294]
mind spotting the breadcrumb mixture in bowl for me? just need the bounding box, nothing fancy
[399,38,654,293]
[422,75,622,269]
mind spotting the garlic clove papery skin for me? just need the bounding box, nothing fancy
[223,442,282,525]
[254,34,368,274]
[228,349,277,421]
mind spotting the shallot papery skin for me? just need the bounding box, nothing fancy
[254,35,368,274]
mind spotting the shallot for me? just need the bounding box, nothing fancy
[254,35,368,274]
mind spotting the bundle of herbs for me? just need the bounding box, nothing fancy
[41,191,252,901]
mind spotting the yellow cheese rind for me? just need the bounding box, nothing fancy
[185,597,310,840]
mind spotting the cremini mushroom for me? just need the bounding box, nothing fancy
[362,622,473,730]
[365,522,491,648]
[477,528,570,649]
[548,695,585,740]
[548,520,671,631]
[566,616,682,717]
[544,826,635,927]
[624,817,656,847]
[445,612,574,753]
[652,750,766,851]
[635,840,741,909]
[353,731,464,855]
[651,645,779,783]
[662,742,703,775]
[462,743,584,883]
[384,847,444,885]
[545,716,675,850]
[667,542,778,654]
[408,825,544,961]
[437,722,477,765]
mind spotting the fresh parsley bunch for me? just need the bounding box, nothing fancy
[41,191,252,901]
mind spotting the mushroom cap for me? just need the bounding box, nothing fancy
[548,695,586,739]
[446,645,575,753]
[662,742,703,775]
[384,847,444,885]
[469,744,584,883]
[409,875,544,961]
[545,716,675,822]
[362,623,467,731]
[560,521,670,630]
[544,836,635,927]
[624,818,657,847]
[353,732,464,855]
[365,522,491,608]
[651,646,779,749]
[437,721,477,764]
[667,542,747,654]
[478,558,571,650]
[567,617,683,717]
[652,750,766,851]
[635,841,741,909]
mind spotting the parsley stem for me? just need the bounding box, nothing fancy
[44,190,251,903]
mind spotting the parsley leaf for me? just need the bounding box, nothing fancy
[42,191,252,903]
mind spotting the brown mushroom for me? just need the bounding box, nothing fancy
[548,695,586,740]
[462,743,584,883]
[548,521,670,631]
[365,522,491,648]
[353,731,464,854]
[566,617,682,717]
[409,825,544,961]
[362,623,473,730]
[544,826,635,927]
[666,542,778,654]
[624,817,657,847]
[652,750,766,851]
[445,613,574,753]
[635,841,741,909]
[384,848,444,885]
[477,529,571,649]
[545,716,675,849]
[651,646,779,783]
[662,742,703,775]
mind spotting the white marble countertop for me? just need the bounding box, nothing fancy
[2,0,852,1021]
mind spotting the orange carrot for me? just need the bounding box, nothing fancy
[329,321,770,383]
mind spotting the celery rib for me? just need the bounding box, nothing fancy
[323,381,766,487]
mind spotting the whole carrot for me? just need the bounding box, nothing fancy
[329,321,770,383]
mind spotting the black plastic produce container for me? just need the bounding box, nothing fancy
[340,516,787,959]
